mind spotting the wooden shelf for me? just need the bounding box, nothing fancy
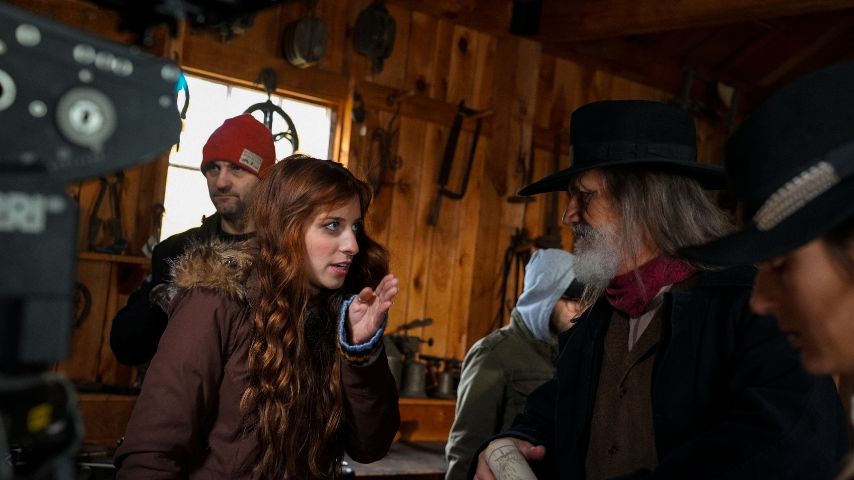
[399,397,456,406]
[78,251,151,266]
[398,397,456,443]
[76,392,454,448]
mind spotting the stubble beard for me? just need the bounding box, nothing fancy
[571,222,623,289]
[215,197,250,232]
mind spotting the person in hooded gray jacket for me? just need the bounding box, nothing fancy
[445,249,582,480]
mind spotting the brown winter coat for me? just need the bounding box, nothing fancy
[114,240,400,478]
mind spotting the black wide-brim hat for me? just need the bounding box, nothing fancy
[681,62,854,266]
[518,100,726,196]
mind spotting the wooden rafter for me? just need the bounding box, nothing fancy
[389,0,854,42]
[538,0,854,42]
[387,0,513,37]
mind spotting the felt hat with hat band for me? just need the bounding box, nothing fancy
[201,114,276,178]
[681,62,854,266]
[518,100,726,196]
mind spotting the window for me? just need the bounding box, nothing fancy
[160,74,333,240]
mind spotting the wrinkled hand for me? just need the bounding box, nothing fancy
[474,438,546,480]
[347,273,399,344]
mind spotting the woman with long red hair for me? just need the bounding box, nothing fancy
[115,155,400,479]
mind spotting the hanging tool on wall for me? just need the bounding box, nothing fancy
[366,90,413,196]
[353,0,396,74]
[282,0,328,69]
[507,122,536,204]
[366,116,401,196]
[534,131,565,249]
[351,90,367,124]
[494,227,533,330]
[244,68,299,152]
[427,101,493,226]
[87,173,128,254]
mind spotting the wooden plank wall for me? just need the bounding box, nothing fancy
[10,0,728,377]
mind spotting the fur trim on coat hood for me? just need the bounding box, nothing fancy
[150,238,256,312]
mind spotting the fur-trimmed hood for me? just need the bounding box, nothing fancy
[151,238,256,312]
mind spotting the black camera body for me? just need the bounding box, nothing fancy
[0,2,181,368]
[0,4,181,477]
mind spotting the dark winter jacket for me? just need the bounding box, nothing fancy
[114,239,400,478]
[476,266,848,479]
[109,213,253,365]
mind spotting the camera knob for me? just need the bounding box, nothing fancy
[0,68,15,112]
[55,86,116,152]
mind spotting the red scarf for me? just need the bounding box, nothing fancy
[605,256,697,317]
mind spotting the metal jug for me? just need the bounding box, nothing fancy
[433,371,457,399]
[400,360,427,398]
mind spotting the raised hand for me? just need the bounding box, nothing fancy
[347,273,399,344]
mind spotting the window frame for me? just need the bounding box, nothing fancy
[157,70,340,240]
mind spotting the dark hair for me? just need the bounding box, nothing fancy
[562,279,585,302]
[825,216,854,281]
[242,155,389,479]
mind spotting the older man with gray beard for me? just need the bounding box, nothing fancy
[470,100,847,480]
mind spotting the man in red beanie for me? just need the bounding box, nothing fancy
[110,114,275,367]
[200,114,275,235]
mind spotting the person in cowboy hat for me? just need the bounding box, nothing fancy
[684,63,854,373]
[680,61,854,479]
[471,100,847,479]
[682,62,854,377]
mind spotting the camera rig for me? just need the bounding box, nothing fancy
[0,2,186,478]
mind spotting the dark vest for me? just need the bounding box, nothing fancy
[585,309,662,479]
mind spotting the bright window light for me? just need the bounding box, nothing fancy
[160,74,333,240]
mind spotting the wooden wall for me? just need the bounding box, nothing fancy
[11,0,727,378]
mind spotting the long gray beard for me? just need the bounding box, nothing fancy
[572,223,622,288]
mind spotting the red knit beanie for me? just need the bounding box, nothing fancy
[201,114,276,178]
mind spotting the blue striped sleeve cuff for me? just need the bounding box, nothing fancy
[338,294,387,366]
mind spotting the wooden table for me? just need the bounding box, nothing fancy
[346,441,447,479]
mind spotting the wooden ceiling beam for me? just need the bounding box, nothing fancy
[716,11,854,89]
[389,0,854,43]
[538,0,854,42]
[387,0,513,37]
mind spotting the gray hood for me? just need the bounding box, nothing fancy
[516,249,576,341]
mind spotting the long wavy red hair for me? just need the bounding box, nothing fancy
[242,155,389,479]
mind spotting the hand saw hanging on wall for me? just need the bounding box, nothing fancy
[427,100,493,226]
